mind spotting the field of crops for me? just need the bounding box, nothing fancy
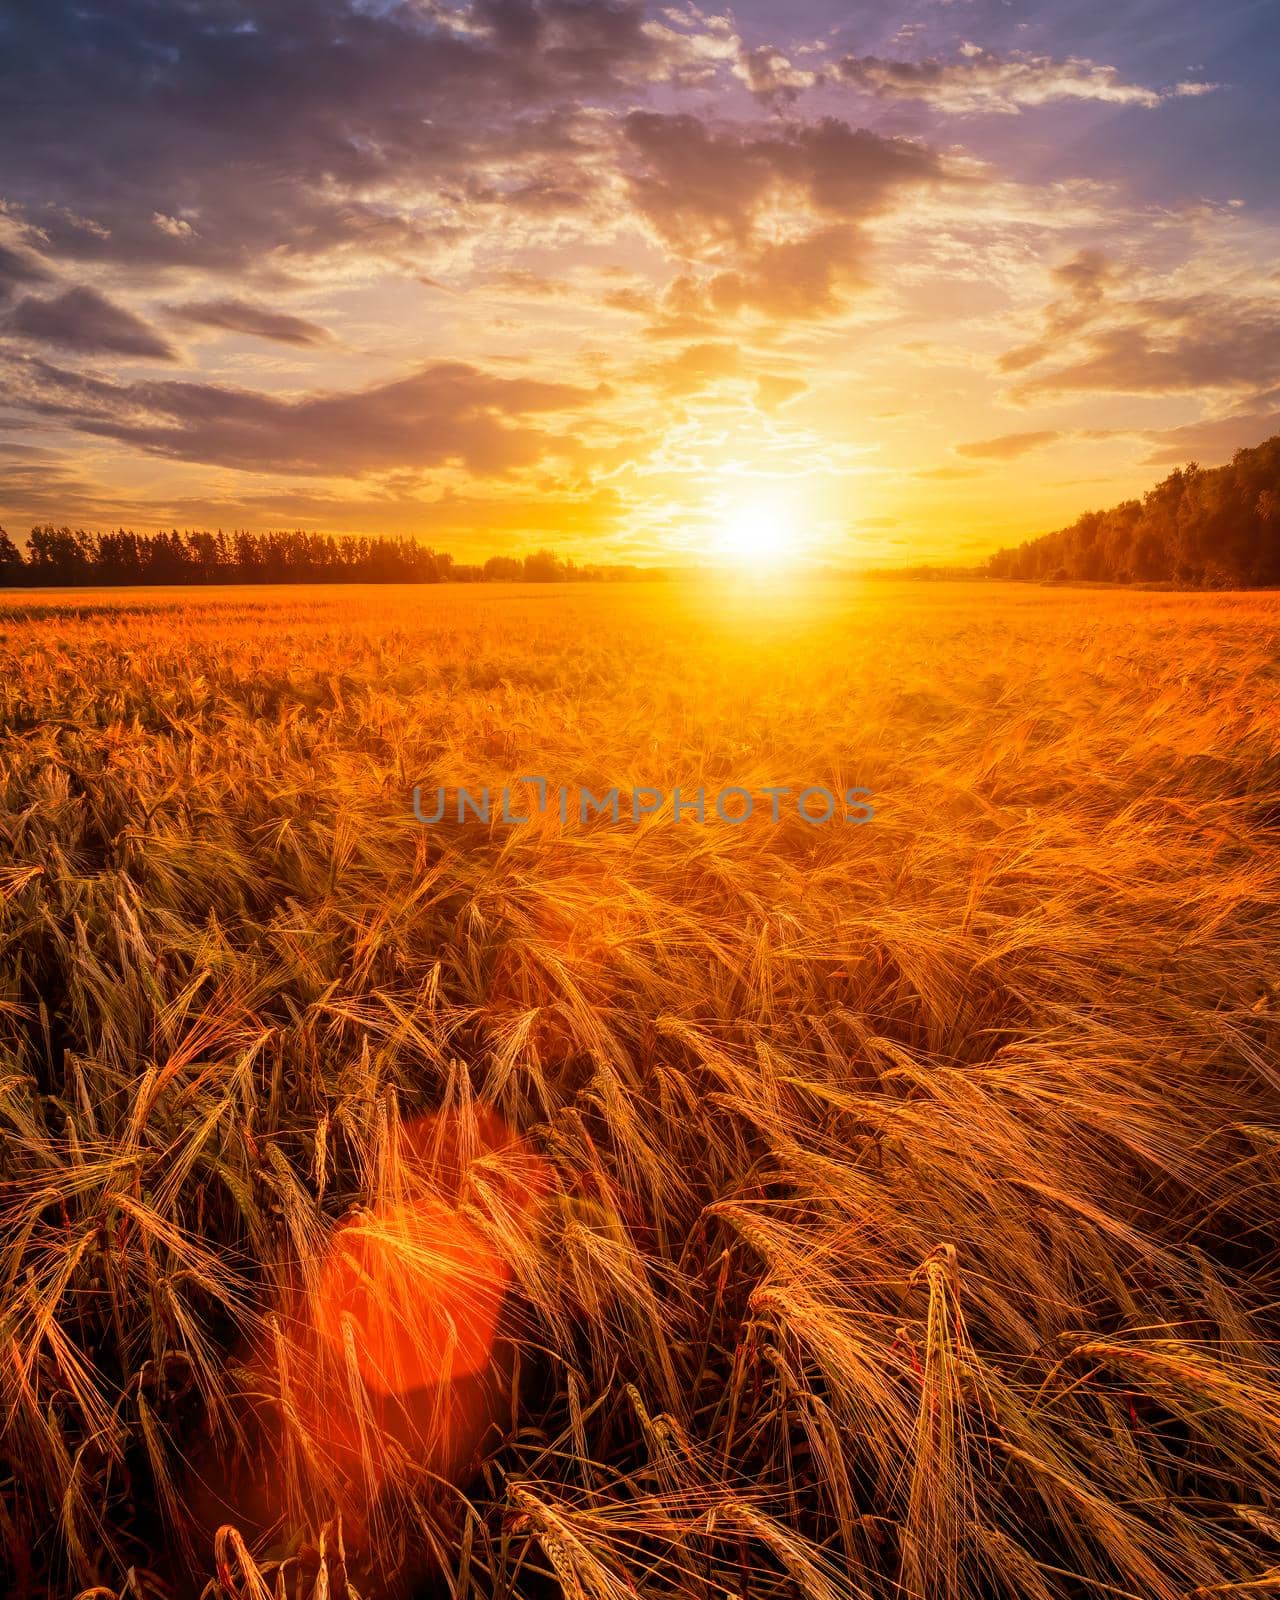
[2,577,1280,1600]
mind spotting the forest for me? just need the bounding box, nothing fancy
[0,525,644,585]
[987,433,1280,585]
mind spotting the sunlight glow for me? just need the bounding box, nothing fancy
[714,497,796,570]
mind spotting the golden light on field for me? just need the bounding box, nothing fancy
[5,581,1280,1598]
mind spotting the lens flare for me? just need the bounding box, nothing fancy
[316,1198,507,1394]
[206,1105,549,1560]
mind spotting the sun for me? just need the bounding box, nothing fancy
[714,498,795,570]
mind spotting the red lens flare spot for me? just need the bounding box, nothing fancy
[316,1197,509,1395]
[192,1106,551,1556]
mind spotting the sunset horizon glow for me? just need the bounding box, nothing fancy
[1,1,1277,568]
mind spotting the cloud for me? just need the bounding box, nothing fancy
[638,340,803,411]
[703,225,868,320]
[0,242,53,303]
[1004,267,1280,400]
[645,341,744,394]
[2,286,178,360]
[0,441,120,525]
[1048,249,1115,307]
[834,44,1196,116]
[623,113,944,254]
[0,437,625,543]
[593,114,947,328]
[153,213,197,239]
[755,373,806,410]
[597,219,870,334]
[477,268,572,298]
[998,250,1124,374]
[168,298,335,347]
[1141,409,1280,466]
[955,429,1061,459]
[0,0,739,273]
[8,356,606,477]
[733,45,818,106]
[0,0,1265,553]
[1018,315,1280,397]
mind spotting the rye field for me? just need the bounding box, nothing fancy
[2,577,1280,1600]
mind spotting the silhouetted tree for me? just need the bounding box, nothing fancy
[0,526,24,582]
[0,526,633,586]
[523,548,564,581]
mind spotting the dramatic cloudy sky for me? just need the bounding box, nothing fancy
[1,0,1277,564]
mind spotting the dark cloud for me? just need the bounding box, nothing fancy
[605,113,941,330]
[955,429,1061,459]
[0,242,53,303]
[7,356,606,477]
[168,298,335,347]
[1031,314,1280,397]
[2,287,178,360]
[1000,251,1280,400]
[0,0,721,272]
[622,113,943,253]
[1008,293,1280,399]
[1051,250,1116,306]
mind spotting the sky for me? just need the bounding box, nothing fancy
[1,0,1277,567]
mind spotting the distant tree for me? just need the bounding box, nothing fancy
[0,526,24,582]
[0,522,650,587]
[26,525,91,583]
[523,548,564,582]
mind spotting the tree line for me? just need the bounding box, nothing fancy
[987,434,1280,586]
[0,525,652,586]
